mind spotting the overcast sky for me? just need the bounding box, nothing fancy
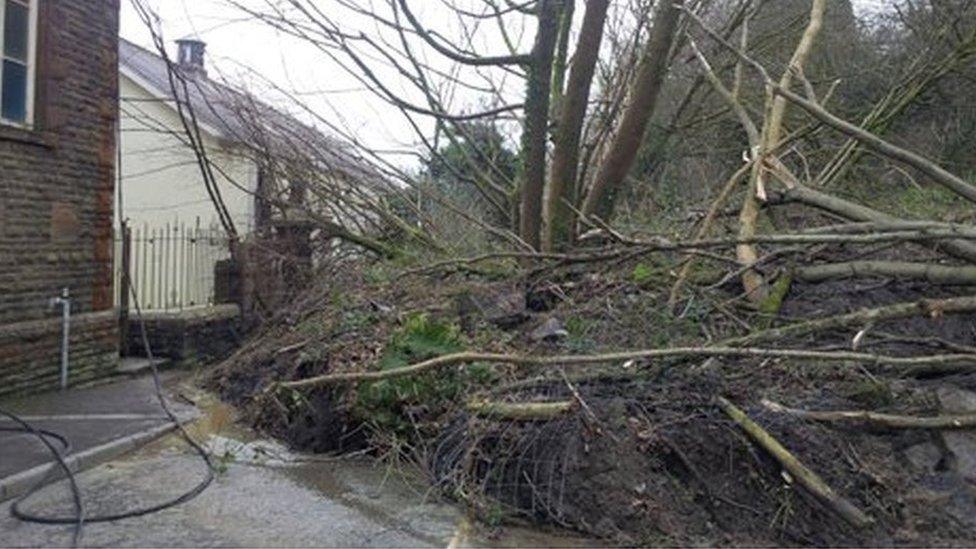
[119,0,895,167]
[121,0,436,166]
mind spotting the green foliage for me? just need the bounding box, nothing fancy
[632,263,655,286]
[215,449,236,475]
[354,314,492,435]
[328,289,349,309]
[381,314,462,368]
[630,257,674,287]
[845,379,894,408]
[426,121,518,194]
[458,258,522,281]
[639,299,702,349]
[565,316,599,353]
[484,502,507,528]
[404,120,520,255]
[895,185,962,220]
[758,274,793,327]
[336,309,377,335]
[365,263,395,285]
[294,314,329,338]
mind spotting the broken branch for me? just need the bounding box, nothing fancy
[716,396,874,529]
[762,399,976,430]
[466,399,575,421]
[723,294,976,347]
[795,261,976,285]
[270,347,976,391]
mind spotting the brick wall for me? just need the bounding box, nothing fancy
[0,0,121,395]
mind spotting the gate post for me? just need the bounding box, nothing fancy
[119,221,132,357]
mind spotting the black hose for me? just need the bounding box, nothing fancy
[0,409,84,547]
[5,266,216,543]
[0,426,71,452]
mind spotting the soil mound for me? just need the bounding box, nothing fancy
[207,260,976,545]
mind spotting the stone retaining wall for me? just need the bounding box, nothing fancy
[0,311,119,397]
[126,304,241,365]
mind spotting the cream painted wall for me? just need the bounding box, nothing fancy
[116,72,258,235]
[115,72,258,310]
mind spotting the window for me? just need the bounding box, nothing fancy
[0,0,36,127]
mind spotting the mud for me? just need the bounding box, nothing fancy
[206,259,976,546]
[430,367,976,545]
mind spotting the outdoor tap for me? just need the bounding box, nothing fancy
[50,287,70,309]
[51,288,71,390]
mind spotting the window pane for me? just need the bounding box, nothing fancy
[3,0,29,62]
[2,59,27,122]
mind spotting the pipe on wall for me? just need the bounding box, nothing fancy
[50,288,71,390]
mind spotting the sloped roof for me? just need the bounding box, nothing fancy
[118,38,385,185]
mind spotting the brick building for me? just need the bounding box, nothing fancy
[0,0,121,395]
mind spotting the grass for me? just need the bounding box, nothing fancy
[847,181,965,221]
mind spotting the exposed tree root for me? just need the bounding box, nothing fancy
[762,399,976,429]
[716,396,874,529]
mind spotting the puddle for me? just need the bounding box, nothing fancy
[161,381,597,547]
[279,457,596,548]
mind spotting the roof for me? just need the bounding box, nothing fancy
[118,38,385,185]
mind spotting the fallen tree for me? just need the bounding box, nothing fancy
[724,294,976,347]
[270,347,976,390]
[717,396,874,529]
[795,261,976,285]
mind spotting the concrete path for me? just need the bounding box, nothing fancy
[0,372,197,501]
[0,413,591,547]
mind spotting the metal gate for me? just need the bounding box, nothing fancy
[116,219,231,312]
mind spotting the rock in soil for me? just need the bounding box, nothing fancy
[937,386,976,483]
[456,283,528,331]
[529,317,569,342]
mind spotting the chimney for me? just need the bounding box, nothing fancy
[175,38,206,76]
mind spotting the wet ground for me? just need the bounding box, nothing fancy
[0,372,196,481]
[0,384,593,548]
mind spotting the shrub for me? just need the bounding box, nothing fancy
[354,313,492,435]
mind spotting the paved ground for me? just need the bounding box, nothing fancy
[0,378,591,548]
[0,372,196,481]
[1,441,449,547]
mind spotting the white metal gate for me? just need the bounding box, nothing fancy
[115,219,231,311]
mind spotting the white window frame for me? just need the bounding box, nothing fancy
[0,0,38,128]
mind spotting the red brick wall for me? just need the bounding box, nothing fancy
[0,0,121,394]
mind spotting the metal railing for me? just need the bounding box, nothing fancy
[115,220,231,311]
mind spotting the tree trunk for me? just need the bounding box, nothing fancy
[518,0,562,250]
[544,0,610,251]
[580,0,681,222]
[739,0,827,304]
[549,0,575,118]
